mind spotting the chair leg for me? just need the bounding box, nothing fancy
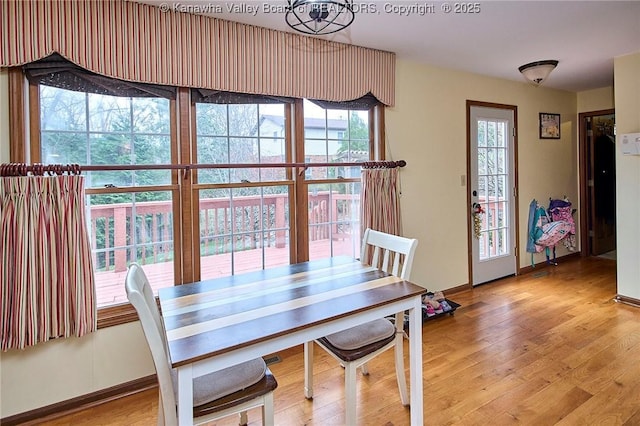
[262,392,275,426]
[239,410,248,426]
[304,341,314,399]
[157,394,164,426]
[360,362,369,376]
[393,333,409,406]
[345,362,358,426]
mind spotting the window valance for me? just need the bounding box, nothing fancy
[24,53,177,99]
[1,0,396,106]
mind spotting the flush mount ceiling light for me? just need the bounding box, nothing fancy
[285,0,355,35]
[518,60,559,86]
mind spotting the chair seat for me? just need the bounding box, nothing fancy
[325,318,395,350]
[319,318,396,362]
[194,366,278,418]
[172,358,270,407]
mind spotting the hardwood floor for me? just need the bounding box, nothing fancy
[38,256,640,425]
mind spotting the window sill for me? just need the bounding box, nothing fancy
[97,303,139,329]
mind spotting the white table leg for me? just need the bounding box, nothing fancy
[304,341,314,399]
[177,364,194,425]
[408,297,423,426]
[345,362,358,425]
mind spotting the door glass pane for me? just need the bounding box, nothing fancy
[488,148,497,174]
[497,148,506,174]
[478,118,510,261]
[477,148,487,175]
[496,122,507,147]
[477,176,487,198]
[497,175,506,200]
[487,121,496,147]
[477,120,487,147]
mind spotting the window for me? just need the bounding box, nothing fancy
[17,68,383,325]
[303,100,368,259]
[194,101,291,280]
[39,85,177,308]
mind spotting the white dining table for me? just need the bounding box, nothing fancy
[158,257,425,425]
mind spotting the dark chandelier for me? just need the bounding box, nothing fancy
[285,0,355,35]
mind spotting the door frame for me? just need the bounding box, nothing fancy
[578,108,615,257]
[466,100,520,284]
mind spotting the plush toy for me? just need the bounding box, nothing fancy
[426,298,440,310]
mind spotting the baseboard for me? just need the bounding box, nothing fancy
[0,375,157,426]
[614,295,640,308]
[442,282,472,296]
[518,251,582,275]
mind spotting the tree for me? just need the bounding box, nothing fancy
[337,111,369,156]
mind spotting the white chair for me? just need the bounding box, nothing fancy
[304,228,419,425]
[125,263,277,426]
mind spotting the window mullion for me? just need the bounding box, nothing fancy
[8,68,29,162]
[169,98,182,287]
[294,99,309,262]
[177,87,198,283]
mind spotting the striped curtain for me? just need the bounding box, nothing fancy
[1,175,96,351]
[0,0,396,106]
[360,168,401,261]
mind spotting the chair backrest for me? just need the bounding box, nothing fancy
[360,228,418,280]
[125,263,178,425]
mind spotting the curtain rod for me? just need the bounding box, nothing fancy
[0,161,407,177]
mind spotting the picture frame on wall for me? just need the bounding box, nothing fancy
[539,112,561,139]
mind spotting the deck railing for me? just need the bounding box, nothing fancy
[88,192,359,273]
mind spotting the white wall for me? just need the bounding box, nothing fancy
[387,59,578,291]
[614,52,640,300]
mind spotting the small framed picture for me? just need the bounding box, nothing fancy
[539,113,561,139]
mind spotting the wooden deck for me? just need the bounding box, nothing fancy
[95,238,358,307]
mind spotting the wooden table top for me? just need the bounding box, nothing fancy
[159,257,425,368]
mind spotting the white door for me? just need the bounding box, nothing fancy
[470,105,517,285]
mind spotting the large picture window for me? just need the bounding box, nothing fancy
[18,66,383,325]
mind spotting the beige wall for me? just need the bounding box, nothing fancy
[1,60,580,417]
[614,52,640,300]
[0,322,155,418]
[388,59,578,291]
[577,86,615,112]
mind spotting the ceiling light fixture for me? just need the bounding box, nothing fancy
[285,0,355,35]
[518,60,559,86]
